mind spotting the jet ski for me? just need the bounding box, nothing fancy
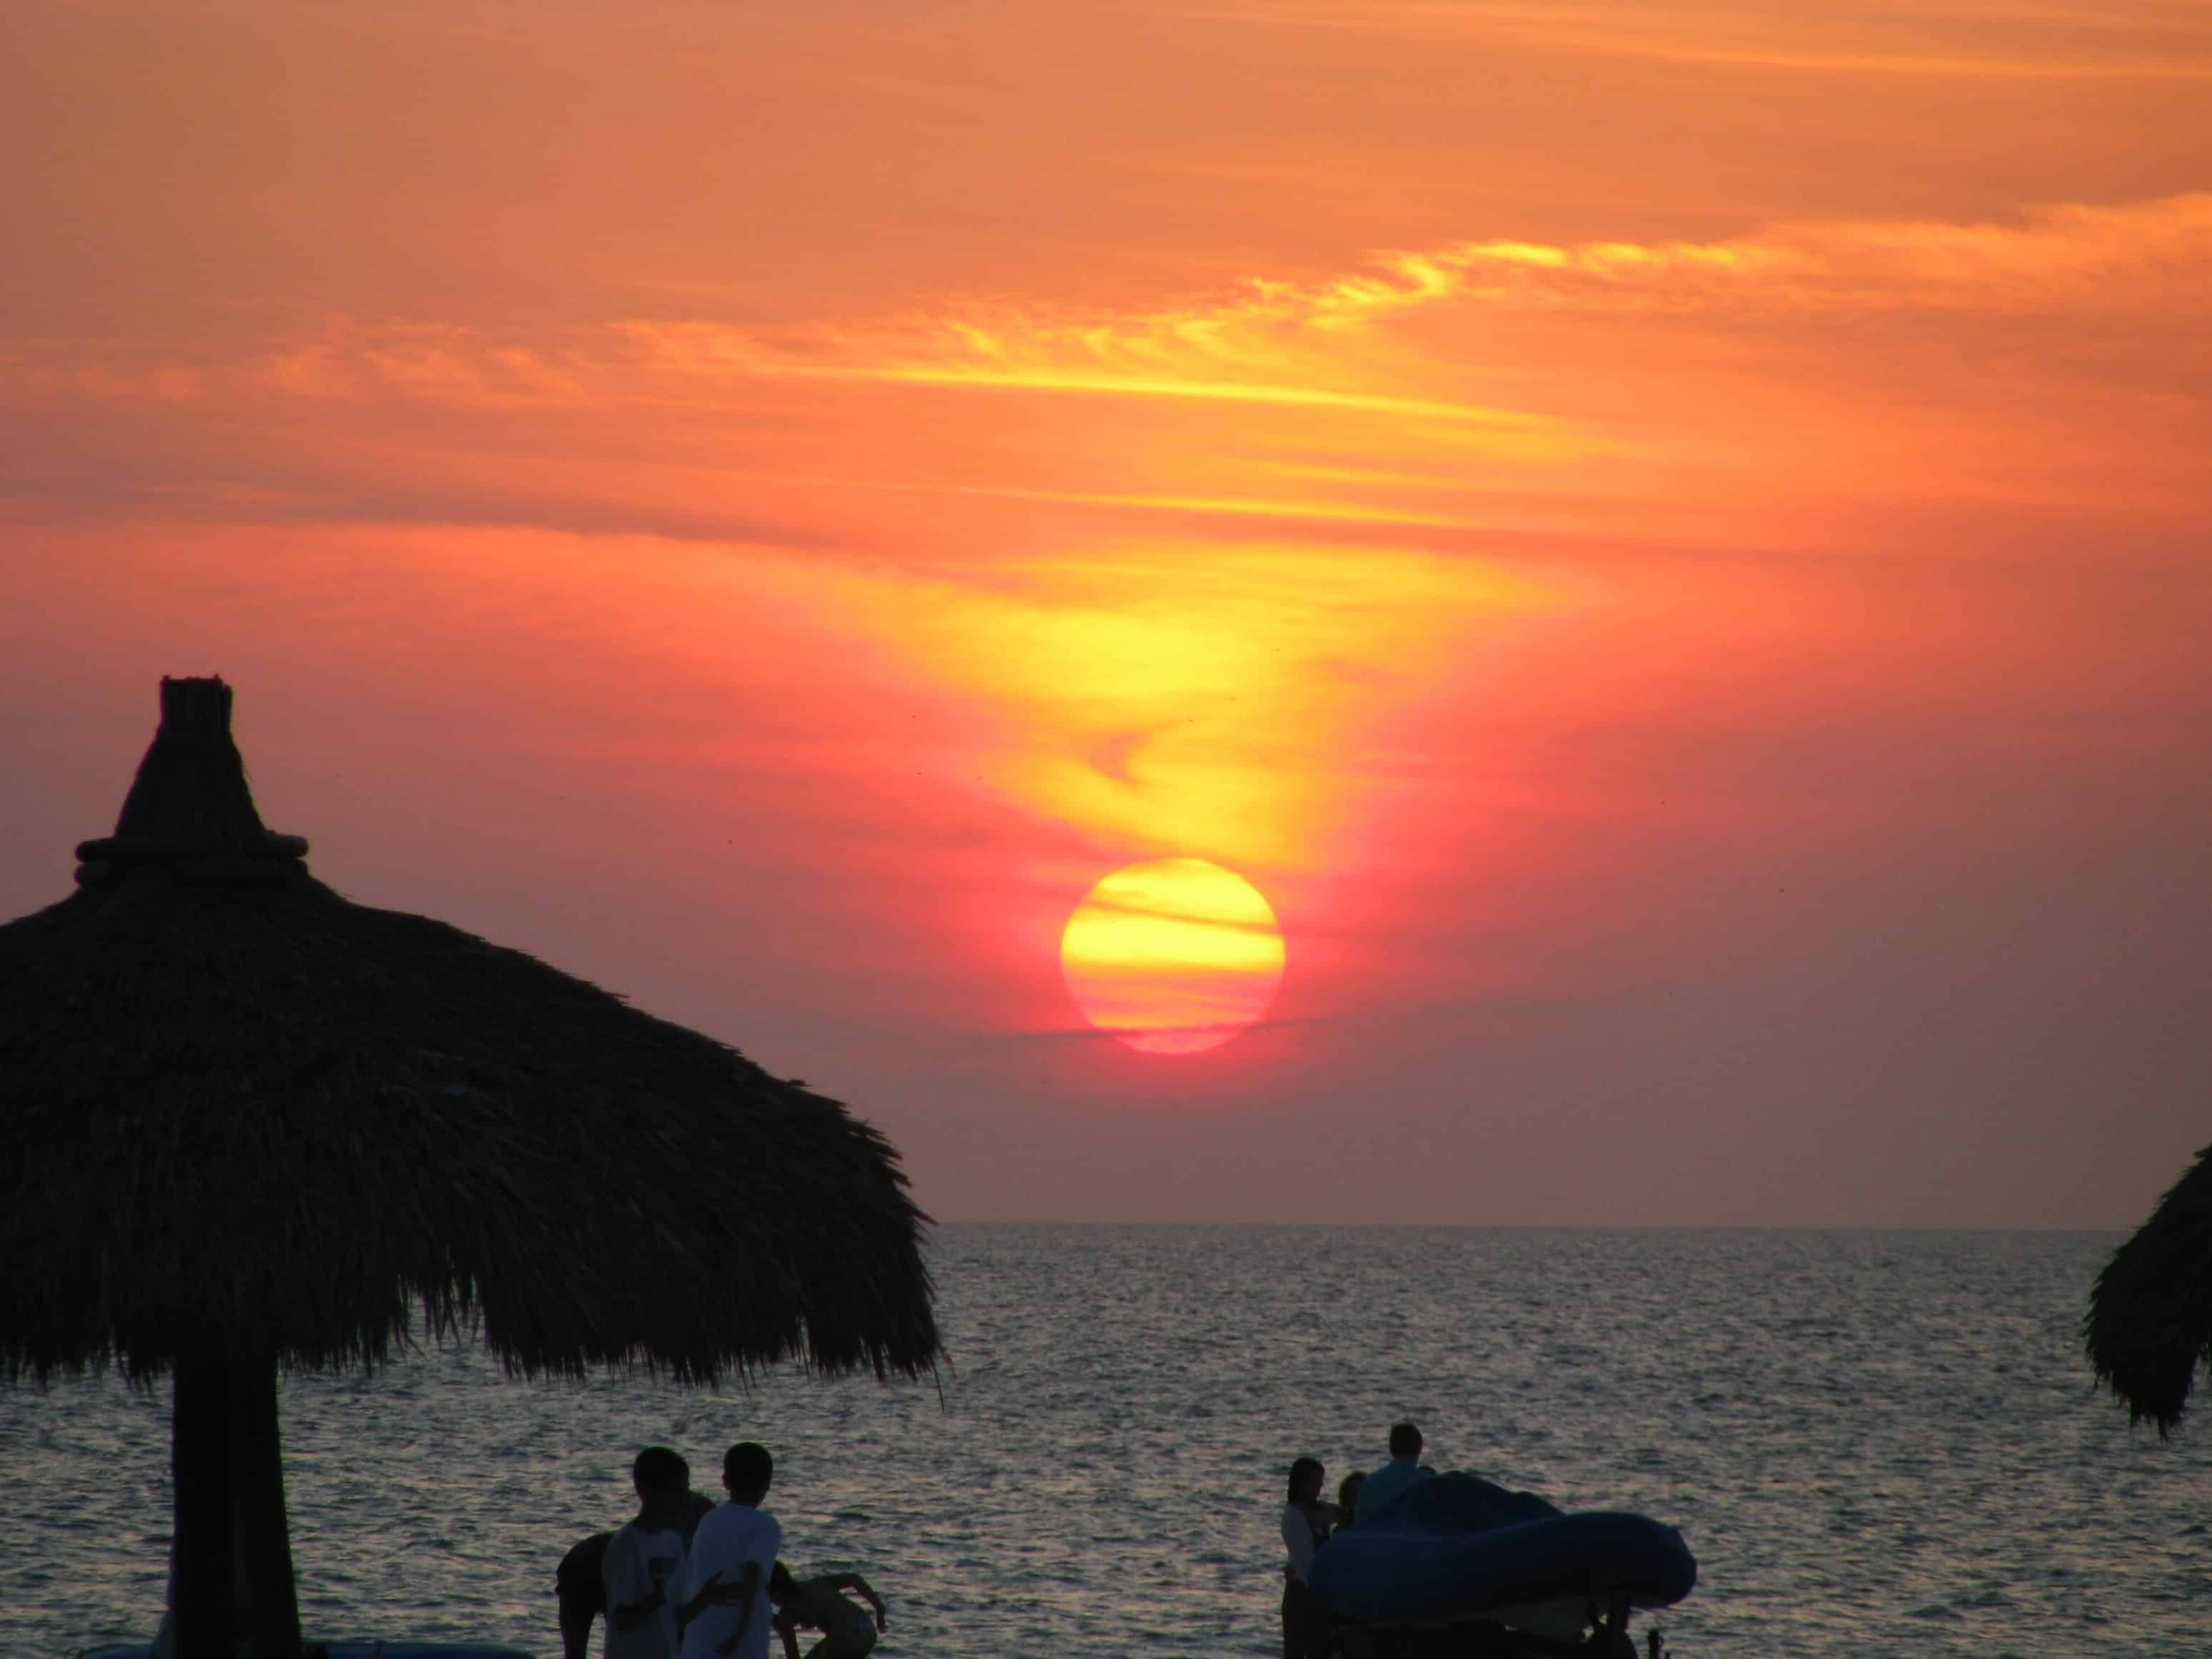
[1306,1473,1695,1656]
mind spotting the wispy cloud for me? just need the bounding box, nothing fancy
[1,195,2203,543]
[609,312,1551,430]
[13,193,2203,414]
[1176,1,2212,79]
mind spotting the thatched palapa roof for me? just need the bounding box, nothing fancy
[0,677,936,1387]
[2085,1142,2212,1437]
[0,676,939,1388]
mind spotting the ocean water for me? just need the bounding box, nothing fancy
[4,1227,2205,1658]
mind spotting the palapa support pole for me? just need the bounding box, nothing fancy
[232,1357,304,1658]
[172,1359,240,1659]
[174,1355,304,1659]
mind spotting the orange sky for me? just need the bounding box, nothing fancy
[2,0,2207,1223]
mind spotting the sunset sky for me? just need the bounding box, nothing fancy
[3,0,2206,1225]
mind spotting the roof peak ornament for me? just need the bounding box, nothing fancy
[75,675,310,886]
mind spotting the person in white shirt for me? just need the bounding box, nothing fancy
[562,1490,719,1658]
[679,1442,783,1659]
[603,1446,697,1659]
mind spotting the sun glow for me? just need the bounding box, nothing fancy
[1060,857,1287,1054]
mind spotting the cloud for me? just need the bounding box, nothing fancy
[610,314,1551,430]
[255,323,596,408]
[1178,1,2212,80]
[1,195,2203,545]
[11,194,2203,416]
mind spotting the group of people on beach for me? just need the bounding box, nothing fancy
[1280,1420,1433,1659]
[558,1440,888,1659]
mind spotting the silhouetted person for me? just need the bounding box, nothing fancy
[561,1489,719,1658]
[1280,1456,1335,1659]
[1334,1471,1366,1530]
[605,1446,695,1659]
[556,1530,613,1659]
[1354,1422,1427,1522]
[679,1442,781,1659]
[767,1560,887,1659]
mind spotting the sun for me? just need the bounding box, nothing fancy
[1060,857,1287,1054]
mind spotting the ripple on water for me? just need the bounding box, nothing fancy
[4,1229,2206,1658]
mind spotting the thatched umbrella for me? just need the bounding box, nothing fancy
[2086,1142,2212,1436]
[0,676,939,1658]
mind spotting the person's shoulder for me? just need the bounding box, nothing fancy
[561,1530,615,1599]
[691,1502,733,1534]
[562,1530,615,1574]
[603,1523,643,1578]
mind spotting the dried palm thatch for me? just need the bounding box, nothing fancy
[0,676,939,1657]
[2085,1142,2212,1437]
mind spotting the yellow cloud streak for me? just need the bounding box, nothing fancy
[840,364,1534,425]
[788,474,1521,528]
[1062,906,1285,978]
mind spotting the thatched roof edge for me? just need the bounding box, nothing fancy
[2085,1141,2212,1437]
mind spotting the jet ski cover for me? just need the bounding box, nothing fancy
[1307,1473,1696,1626]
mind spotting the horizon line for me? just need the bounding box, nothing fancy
[920,1218,2128,1234]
